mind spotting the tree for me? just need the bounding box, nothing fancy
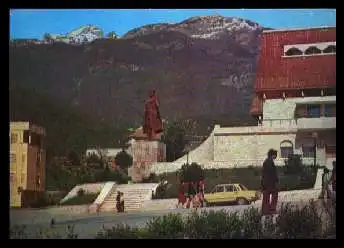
[43,33,52,41]
[114,150,133,174]
[106,31,118,39]
[162,121,188,162]
[67,150,80,166]
[86,153,104,168]
[178,163,204,183]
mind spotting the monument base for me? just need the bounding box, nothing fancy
[128,139,166,183]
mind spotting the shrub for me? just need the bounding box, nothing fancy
[185,210,244,239]
[114,150,133,172]
[96,200,335,239]
[96,224,141,239]
[60,192,99,206]
[179,163,204,183]
[11,200,336,239]
[77,188,85,197]
[276,201,323,238]
[284,155,303,174]
[141,173,160,183]
[145,213,185,239]
[30,191,66,208]
[149,167,316,199]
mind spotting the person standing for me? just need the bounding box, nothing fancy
[331,161,336,200]
[116,191,121,213]
[177,180,187,208]
[120,192,125,212]
[261,149,279,215]
[198,177,205,207]
[186,182,194,209]
[319,167,332,199]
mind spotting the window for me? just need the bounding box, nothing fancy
[10,153,16,164]
[324,104,336,117]
[23,130,30,144]
[323,45,336,54]
[239,184,248,191]
[214,185,224,193]
[280,140,294,158]
[295,105,306,118]
[225,185,235,192]
[10,133,18,144]
[285,47,303,56]
[304,46,322,55]
[302,145,315,158]
[307,104,321,118]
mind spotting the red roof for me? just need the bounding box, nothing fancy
[255,27,336,92]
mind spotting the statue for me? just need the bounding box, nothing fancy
[143,90,163,140]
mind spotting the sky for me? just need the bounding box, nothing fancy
[10,9,336,40]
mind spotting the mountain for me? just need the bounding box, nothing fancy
[46,24,104,44]
[10,15,265,154]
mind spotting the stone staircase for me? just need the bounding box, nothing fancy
[99,183,159,212]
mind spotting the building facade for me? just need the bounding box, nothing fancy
[10,122,46,207]
[149,26,336,175]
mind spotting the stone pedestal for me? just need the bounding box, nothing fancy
[128,140,166,182]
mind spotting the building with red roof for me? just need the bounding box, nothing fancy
[147,27,336,178]
[250,26,336,117]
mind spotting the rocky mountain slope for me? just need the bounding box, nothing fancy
[47,24,104,44]
[10,15,265,133]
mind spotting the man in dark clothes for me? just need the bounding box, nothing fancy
[261,149,279,215]
[120,192,125,212]
[116,191,121,213]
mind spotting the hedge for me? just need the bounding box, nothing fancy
[10,200,335,239]
[153,166,317,199]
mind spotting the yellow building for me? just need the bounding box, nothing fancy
[10,122,46,208]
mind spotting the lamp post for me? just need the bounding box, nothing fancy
[312,132,318,167]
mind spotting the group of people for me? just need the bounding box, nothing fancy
[116,191,125,213]
[261,149,337,216]
[177,177,205,209]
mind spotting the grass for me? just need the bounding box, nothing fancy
[60,193,99,206]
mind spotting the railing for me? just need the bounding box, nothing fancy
[296,117,336,130]
[93,182,116,205]
[262,119,297,128]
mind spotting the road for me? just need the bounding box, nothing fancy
[10,200,312,239]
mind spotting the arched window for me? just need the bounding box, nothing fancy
[285,47,303,56]
[323,45,336,54]
[280,140,294,158]
[304,46,322,55]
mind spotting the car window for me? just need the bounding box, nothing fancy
[225,185,235,192]
[215,186,224,193]
[239,184,248,190]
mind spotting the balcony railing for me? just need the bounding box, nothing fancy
[262,119,297,128]
[296,117,336,130]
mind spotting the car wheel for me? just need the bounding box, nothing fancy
[236,198,248,205]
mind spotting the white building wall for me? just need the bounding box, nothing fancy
[149,96,336,175]
[263,96,336,121]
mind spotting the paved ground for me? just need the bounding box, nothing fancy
[10,199,314,239]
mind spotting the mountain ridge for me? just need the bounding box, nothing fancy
[10,15,264,153]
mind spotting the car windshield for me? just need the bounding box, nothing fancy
[239,184,248,190]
